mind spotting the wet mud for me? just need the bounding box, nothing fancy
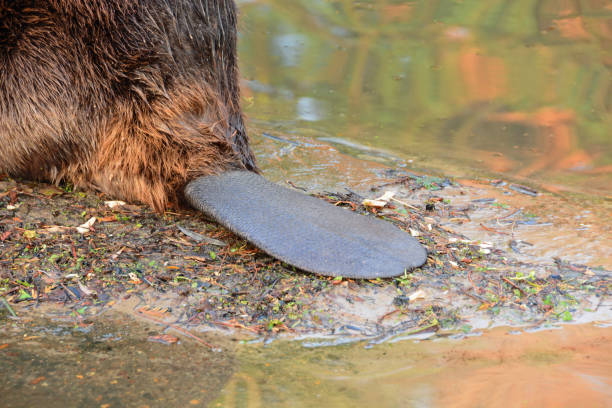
[2,169,609,341]
[0,313,234,408]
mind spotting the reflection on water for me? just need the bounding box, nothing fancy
[3,315,610,408]
[238,0,612,197]
[214,324,612,408]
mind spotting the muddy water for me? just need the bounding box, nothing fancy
[212,324,612,408]
[2,313,610,408]
[0,313,236,408]
[238,0,612,198]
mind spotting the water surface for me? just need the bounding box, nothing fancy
[238,0,612,197]
[2,314,610,408]
[215,324,612,408]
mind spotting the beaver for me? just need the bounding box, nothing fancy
[0,0,426,278]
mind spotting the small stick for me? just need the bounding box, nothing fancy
[1,297,17,317]
[467,271,479,293]
[390,197,419,211]
[502,277,526,296]
[479,223,509,235]
[137,309,218,350]
[378,309,400,323]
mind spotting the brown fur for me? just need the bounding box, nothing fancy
[0,0,257,212]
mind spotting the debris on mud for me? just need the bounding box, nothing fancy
[1,173,610,342]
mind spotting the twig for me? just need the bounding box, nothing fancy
[1,297,17,317]
[391,197,419,211]
[467,271,480,293]
[479,223,509,235]
[136,308,219,350]
[461,290,488,303]
[525,310,553,328]
[213,319,261,334]
[502,277,526,296]
[378,309,400,323]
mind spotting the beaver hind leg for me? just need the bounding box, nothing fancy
[185,171,427,279]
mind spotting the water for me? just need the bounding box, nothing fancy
[0,314,236,407]
[238,0,612,198]
[4,315,610,408]
[212,324,612,408]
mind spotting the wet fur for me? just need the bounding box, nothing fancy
[0,0,257,212]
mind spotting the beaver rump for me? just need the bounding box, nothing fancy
[0,0,257,212]
[0,0,428,279]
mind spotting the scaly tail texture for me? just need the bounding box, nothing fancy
[185,171,427,279]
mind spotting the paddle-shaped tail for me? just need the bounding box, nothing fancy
[185,171,427,279]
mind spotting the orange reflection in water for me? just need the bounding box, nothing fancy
[381,4,413,23]
[486,108,603,177]
[239,0,612,197]
[215,325,612,408]
[435,326,612,408]
[459,47,507,102]
[554,16,592,39]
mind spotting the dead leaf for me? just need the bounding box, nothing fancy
[363,199,387,208]
[8,190,18,204]
[76,217,96,234]
[408,289,427,301]
[42,226,69,233]
[78,282,95,296]
[363,190,396,208]
[97,216,117,222]
[30,376,45,385]
[105,200,126,209]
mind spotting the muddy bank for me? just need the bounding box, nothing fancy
[1,172,610,341]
